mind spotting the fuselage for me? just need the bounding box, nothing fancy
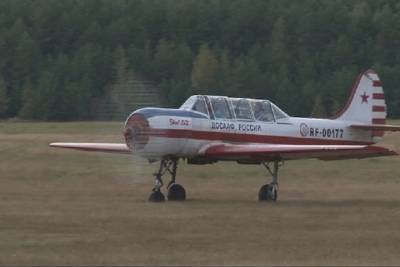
[124,95,376,160]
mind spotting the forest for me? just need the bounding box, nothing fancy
[0,0,400,120]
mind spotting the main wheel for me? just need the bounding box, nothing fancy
[149,190,165,202]
[258,184,278,201]
[167,184,186,201]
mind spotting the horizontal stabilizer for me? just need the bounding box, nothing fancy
[49,142,131,154]
[350,124,400,131]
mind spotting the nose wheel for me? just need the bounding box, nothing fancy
[149,158,186,202]
[149,188,165,202]
[259,161,281,202]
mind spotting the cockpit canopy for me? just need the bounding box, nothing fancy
[180,95,289,122]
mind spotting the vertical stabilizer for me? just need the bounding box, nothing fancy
[333,69,386,137]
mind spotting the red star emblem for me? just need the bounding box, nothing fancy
[360,92,369,103]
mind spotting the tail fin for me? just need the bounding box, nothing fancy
[333,69,386,137]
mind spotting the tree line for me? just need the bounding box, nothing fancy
[0,0,400,120]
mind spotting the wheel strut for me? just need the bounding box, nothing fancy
[149,158,183,202]
[262,161,281,186]
[152,158,177,190]
[259,161,282,201]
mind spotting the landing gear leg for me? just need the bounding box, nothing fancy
[258,161,281,202]
[148,158,186,202]
[166,158,186,201]
[149,161,166,202]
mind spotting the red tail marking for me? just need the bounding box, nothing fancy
[373,93,385,99]
[373,80,382,87]
[372,106,386,112]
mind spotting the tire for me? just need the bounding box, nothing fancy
[149,190,165,202]
[167,184,186,201]
[258,184,270,201]
[258,184,277,202]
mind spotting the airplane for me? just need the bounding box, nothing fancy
[50,69,400,202]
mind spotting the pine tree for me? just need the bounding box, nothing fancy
[0,77,9,117]
[311,95,327,118]
[191,43,219,93]
[113,45,129,83]
[153,39,174,80]
[268,16,289,67]
[19,79,35,119]
[36,71,56,120]
[217,48,232,94]
[274,64,294,114]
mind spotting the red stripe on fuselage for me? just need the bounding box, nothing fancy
[147,128,373,145]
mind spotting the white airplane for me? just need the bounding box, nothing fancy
[50,69,400,202]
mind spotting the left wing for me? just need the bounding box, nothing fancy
[49,142,131,154]
[202,143,397,161]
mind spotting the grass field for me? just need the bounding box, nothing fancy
[1,121,400,266]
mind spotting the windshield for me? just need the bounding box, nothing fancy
[180,96,196,110]
[271,103,289,120]
[192,96,208,116]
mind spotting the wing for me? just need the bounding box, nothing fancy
[350,124,400,131]
[202,143,397,161]
[49,142,131,154]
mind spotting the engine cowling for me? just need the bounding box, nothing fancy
[124,108,193,159]
[124,112,150,151]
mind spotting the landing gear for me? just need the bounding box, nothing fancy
[167,184,186,201]
[149,158,186,202]
[258,161,281,202]
[149,189,165,202]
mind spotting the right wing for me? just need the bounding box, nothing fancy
[49,142,131,154]
[202,143,397,161]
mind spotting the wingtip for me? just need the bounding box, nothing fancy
[49,142,60,147]
[49,142,67,148]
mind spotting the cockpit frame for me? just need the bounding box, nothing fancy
[180,95,289,122]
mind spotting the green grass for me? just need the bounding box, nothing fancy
[1,121,400,266]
